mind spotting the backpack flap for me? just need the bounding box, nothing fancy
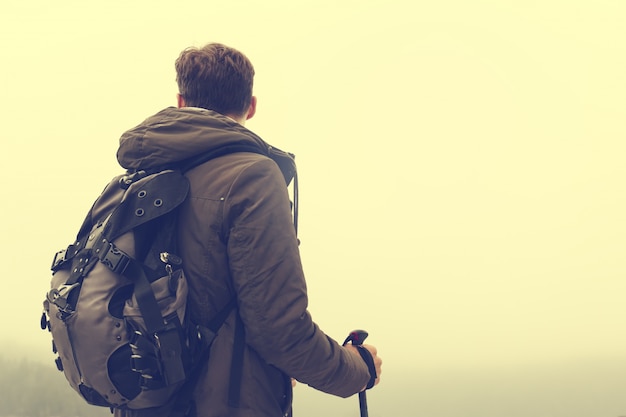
[105,170,190,242]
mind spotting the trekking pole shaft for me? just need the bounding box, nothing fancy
[359,391,368,417]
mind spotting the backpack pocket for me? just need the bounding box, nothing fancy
[122,268,190,409]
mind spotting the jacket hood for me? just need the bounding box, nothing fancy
[117,106,296,185]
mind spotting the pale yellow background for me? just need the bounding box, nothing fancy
[1,1,625,416]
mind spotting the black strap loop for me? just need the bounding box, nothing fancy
[355,346,377,390]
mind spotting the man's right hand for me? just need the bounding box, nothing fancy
[344,343,383,390]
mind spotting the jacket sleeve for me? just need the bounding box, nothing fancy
[224,157,370,398]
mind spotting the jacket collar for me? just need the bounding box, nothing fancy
[117,107,296,185]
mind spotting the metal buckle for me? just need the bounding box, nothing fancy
[47,283,81,320]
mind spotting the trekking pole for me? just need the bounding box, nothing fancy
[342,330,370,417]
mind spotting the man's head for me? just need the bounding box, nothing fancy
[175,43,256,122]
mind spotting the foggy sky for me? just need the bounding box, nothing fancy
[1,1,625,416]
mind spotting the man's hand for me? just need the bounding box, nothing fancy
[344,343,383,390]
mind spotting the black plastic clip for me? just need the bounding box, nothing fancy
[98,242,131,274]
[119,170,148,190]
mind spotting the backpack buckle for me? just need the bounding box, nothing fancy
[47,283,81,320]
[98,242,131,274]
[51,249,67,270]
[119,170,148,190]
[51,242,82,271]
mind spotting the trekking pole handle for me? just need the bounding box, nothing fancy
[343,330,368,347]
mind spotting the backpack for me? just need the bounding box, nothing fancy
[40,146,260,412]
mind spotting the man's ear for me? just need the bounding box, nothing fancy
[246,96,257,120]
[177,94,186,108]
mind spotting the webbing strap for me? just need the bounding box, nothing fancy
[169,298,238,417]
[125,260,164,332]
[125,259,186,386]
[355,346,377,390]
[228,312,245,408]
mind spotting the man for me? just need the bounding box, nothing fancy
[116,43,382,417]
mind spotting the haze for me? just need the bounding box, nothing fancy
[1,1,625,416]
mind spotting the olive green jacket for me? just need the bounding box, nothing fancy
[115,107,370,417]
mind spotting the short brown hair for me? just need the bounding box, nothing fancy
[175,43,255,117]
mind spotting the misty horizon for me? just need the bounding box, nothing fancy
[4,348,626,417]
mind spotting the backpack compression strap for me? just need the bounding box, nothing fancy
[125,258,187,385]
[169,296,237,417]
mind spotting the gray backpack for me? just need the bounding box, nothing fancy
[40,147,257,412]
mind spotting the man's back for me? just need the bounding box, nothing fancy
[115,107,372,416]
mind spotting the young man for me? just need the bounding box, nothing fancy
[115,43,382,417]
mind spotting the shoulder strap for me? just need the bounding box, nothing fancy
[169,298,238,417]
[228,313,245,409]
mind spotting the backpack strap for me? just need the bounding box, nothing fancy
[106,170,190,242]
[169,297,237,417]
[125,257,187,385]
[228,312,246,409]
